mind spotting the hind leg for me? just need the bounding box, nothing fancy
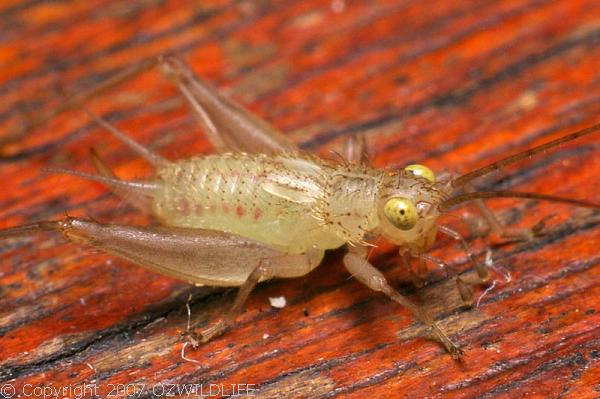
[0,217,321,346]
[84,108,167,167]
[84,57,296,155]
[18,55,297,156]
[190,261,272,345]
[159,56,297,154]
[66,108,166,213]
[7,58,158,146]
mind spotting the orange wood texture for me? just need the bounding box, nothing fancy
[1,1,599,398]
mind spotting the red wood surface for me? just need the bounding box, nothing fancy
[1,1,599,398]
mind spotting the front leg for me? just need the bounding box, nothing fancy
[343,249,463,357]
[417,252,475,306]
[438,225,488,281]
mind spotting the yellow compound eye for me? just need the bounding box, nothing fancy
[383,197,418,230]
[405,164,436,183]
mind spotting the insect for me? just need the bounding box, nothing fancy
[1,56,598,357]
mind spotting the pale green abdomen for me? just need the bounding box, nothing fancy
[151,155,346,254]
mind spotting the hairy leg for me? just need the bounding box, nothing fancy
[417,252,474,305]
[344,247,462,357]
[437,225,488,281]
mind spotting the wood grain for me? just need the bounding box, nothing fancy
[1,1,599,398]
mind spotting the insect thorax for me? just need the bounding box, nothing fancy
[313,165,382,246]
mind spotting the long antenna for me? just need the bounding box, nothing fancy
[451,123,600,188]
[439,191,600,212]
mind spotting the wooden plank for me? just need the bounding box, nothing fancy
[0,0,599,397]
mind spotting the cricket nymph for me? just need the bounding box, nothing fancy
[153,152,447,255]
[2,57,598,356]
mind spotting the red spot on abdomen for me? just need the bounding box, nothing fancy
[177,198,190,216]
[222,205,229,214]
[236,205,245,217]
[253,208,263,220]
